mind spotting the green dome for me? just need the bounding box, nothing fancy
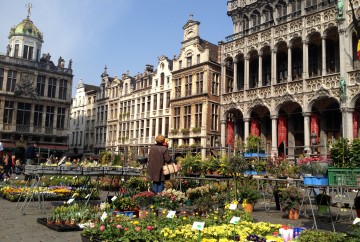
[9,17,43,42]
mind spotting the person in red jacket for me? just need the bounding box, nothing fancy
[147,134,170,194]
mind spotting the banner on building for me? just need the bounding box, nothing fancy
[250,118,260,136]
[226,121,234,146]
[354,112,359,138]
[277,116,287,147]
[310,113,319,143]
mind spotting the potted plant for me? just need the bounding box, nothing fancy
[245,135,262,153]
[299,155,330,185]
[238,179,261,213]
[181,128,190,135]
[179,153,202,176]
[279,186,303,219]
[315,193,331,215]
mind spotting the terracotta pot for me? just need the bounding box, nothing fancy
[243,203,254,213]
[289,209,299,220]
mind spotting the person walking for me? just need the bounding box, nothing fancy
[25,142,39,165]
[148,134,170,194]
[3,152,11,181]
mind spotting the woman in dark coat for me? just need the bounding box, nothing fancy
[148,134,170,194]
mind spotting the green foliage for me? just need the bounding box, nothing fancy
[237,177,261,204]
[330,138,352,168]
[179,153,202,174]
[279,186,303,212]
[99,151,112,165]
[125,177,148,195]
[246,135,262,153]
[298,230,347,242]
[351,138,360,166]
[112,154,124,166]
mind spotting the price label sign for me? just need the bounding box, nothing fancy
[101,212,107,221]
[111,196,117,201]
[67,198,75,204]
[166,210,176,218]
[229,203,237,210]
[353,218,360,224]
[230,216,240,225]
[192,222,205,231]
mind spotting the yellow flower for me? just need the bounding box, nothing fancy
[133,220,139,225]
[182,217,187,220]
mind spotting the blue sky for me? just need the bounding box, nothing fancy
[0,0,232,94]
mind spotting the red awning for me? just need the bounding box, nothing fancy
[39,145,68,151]
[2,142,15,148]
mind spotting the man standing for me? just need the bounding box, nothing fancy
[148,135,170,194]
[26,142,39,165]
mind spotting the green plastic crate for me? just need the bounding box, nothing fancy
[328,167,360,186]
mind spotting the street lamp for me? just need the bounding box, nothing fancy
[310,131,317,154]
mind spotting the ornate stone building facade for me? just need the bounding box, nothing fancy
[69,80,99,156]
[170,15,221,157]
[221,0,360,156]
[0,10,73,153]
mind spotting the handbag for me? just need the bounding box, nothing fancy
[162,163,179,175]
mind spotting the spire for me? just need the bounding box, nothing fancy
[101,64,108,77]
[190,13,193,20]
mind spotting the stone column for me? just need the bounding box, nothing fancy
[321,36,327,76]
[244,118,250,146]
[258,53,263,87]
[271,49,277,85]
[53,107,58,129]
[341,107,354,141]
[244,56,250,90]
[338,28,347,81]
[270,115,278,156]
[221,63,226,95]
[220,119,226,148]
[287,45,292,82]
[29,104,35,133]
[233,59,238,92]
[302,112,311,153]
[302,40,309,79]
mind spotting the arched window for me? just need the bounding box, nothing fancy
[124,83,128,95]
[160,73,165,86]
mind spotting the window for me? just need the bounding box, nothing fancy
[159,93,163,110]
[184,105,191,128]
[56,107,66,129]
[185,75,192,96]
[174,107,180,129]
[23,45,34,59]
[34,105,43,127]
[48,77,57,98]
[211,104,219,131]
[227,77,234,93]
[59,79,67,100]
[212,73,219,95]
[196,72,203,94]
[142,97,145,112]
[166,91,170,108]
[0,68,4,90]
[16,102,31,125]
[14,44,19,57]
[45,106,55,128]
[186,56,192,67]
[147,96,151,111]
[3,101,14,124]
[175,78,181,98]
[160,73,165,86]
[6,70,17,92]
[152,118,156,136]
[158,118,162,135]
[153,94,157,110]
[197,54,200,64]
[195,104,202,127]
[37,75,45,97]
[179,60,182,69]
[165,117,169,137]
[292,0,301,12]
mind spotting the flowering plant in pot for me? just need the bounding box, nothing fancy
[153,188,186,211]
[132,191,155,209]
[279,186,303,219]
[298,155,330,177]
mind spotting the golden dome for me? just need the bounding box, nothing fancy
[9,17,43,42]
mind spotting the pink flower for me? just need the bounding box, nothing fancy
[116,224,123,229]
[99,225,105,231]
[147,225,153,231]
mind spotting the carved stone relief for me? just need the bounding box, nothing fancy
[306,14,321,27]
[275,25,288,38]
[288,82,303,94]
[289,20,302,33]
[274,83,287,97]
[323,9,336,21]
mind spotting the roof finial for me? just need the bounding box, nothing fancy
[26,3,32,18]
[190,13,193,20]
[104,64,107,74]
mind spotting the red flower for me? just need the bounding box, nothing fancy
[147,225,153,231]
[99,225,105,231]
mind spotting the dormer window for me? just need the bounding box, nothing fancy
[23,45,33,60]
[186,56,192,67]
